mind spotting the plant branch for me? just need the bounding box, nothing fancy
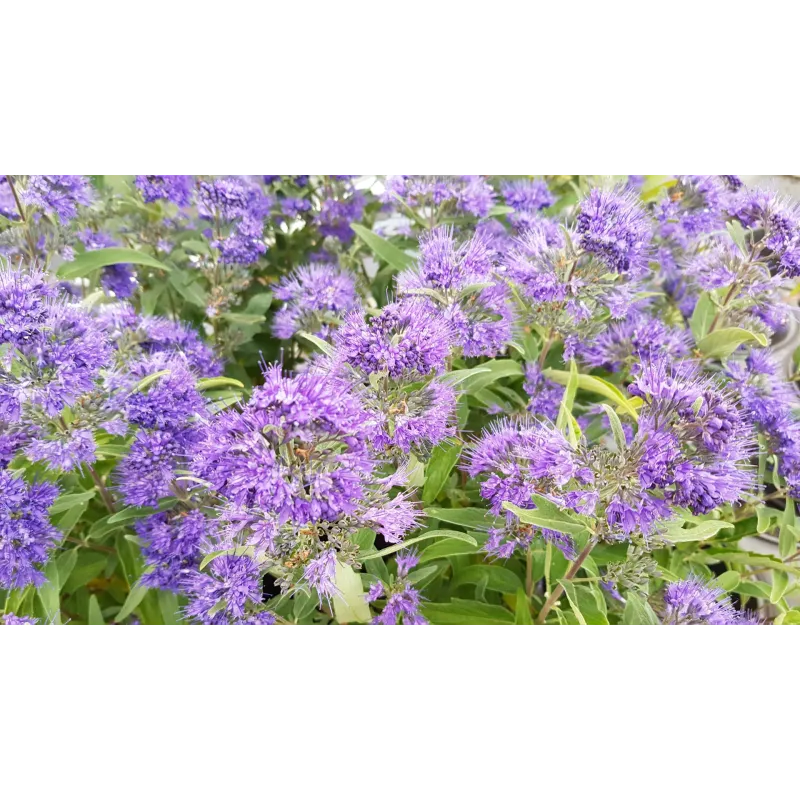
[536,539,596,624]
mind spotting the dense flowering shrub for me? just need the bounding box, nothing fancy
[2,173,800,625]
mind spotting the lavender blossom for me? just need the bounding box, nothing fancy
[662,576,754,625]
[135,175,194,207]
[0,470,60,589]
[576,187,653,276]
[272,264,359,340]
[19,175,92,220]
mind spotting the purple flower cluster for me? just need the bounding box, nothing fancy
[334,299,453,379]
[116,358,207,507]
[136,509,211,592]
[195,365,375,522]
[315,182,367,243]
[135,175,194,207]
[272,263,359,340]
[662,576,757,625]
[397,227,514,358]
[197,177,269,265]
[523,363,562,420]
[366,548,427,624]
[0,469,60,589]
[576,187,653,276]
[19,175,92,221]
[384,175,496,218]
[727,351,800,496]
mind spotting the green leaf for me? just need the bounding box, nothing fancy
[716,570,741,592]
[544,369,639,420]
[220,312,266,326]
[296,330,336,357]
[49,488,96,515]
[422,441,463,504]
[726,220,749,258]
[57,247,170,279]
[418,532,488,563]
[158,590,181,625]
[361,529,477,561]
[199,545,254,571]
[63,551,108,593]
[181,239,211,255]
[640,176,676,202]
[196,376,245,391]
[735,580,771,599]
[600,403,627,453]
[515,588,534,625]
[293,589,320,621]
[88,594,104,625]
[168,269,208,307]
[556,359,579,435]
[351,223,414,272]
[133,369,171,393]
[406,565,441,587]
[441,366,492,387]
[776,609,800,625]
[115,583,149,623]
[697,327,768,359]
[690,292,717,341]
[461,359,523,394]
[663,519,734,543]
[106,500,177,527]
[502,500,592,538]
[622,593,659,625]
[57,547,79,590]
[452,565,523,594]
[557,579,586,624]
[332,561,371,624]
[780,500,798,559]
[770,571,790,604]
[421,599,515,625]
[424,507,501,529]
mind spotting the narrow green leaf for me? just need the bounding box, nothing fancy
[133,369,170,393]
[168,269,208,307]
[544,369,640,420]
[422,441,463,504]
[418,532,488,563]
[88,594,104,625]
[220,312,266,326]
[351,223,414,272]
[196,376,245,391]
[600,403,627,453]
[697,327,768,359]
[452,565,523,594]
[296,330,336,357]
[58,247,170,279]
[502,500,591,537]
[361,529,477,561]
[199,545,254,571]
[49,488,96,515]
[716,570,741,592]
[690,292,716,341]
[558,579,586,624]
[770,571,790,604]
[726,220,749,258]
[556,359,579,436]
[515,588,534,625]
[424,507,501,529]
[114,583,149,623]
[622,593,659,625]
[663,519,734,543]
[421,599,515,625]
